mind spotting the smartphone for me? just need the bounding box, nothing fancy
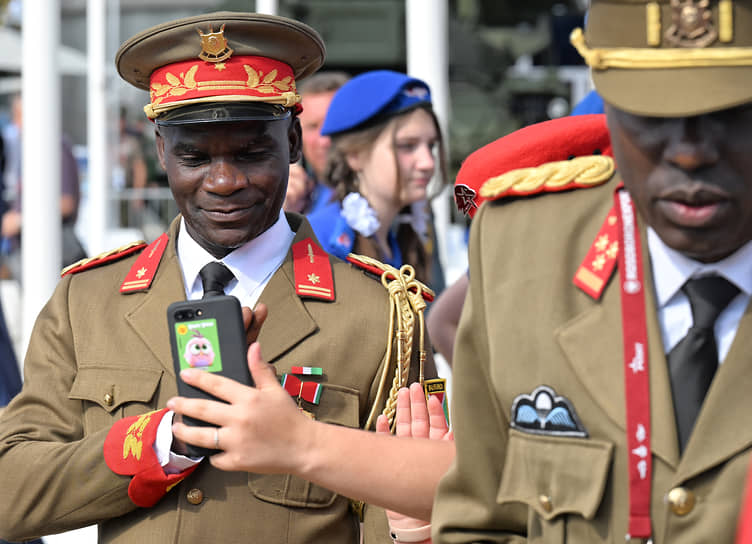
[167,295,251,456]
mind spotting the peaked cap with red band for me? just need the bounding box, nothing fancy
[116,12,325,123]
[454,114,615,218]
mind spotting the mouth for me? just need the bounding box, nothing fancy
[202,205,255,222]
[656,185,730,228]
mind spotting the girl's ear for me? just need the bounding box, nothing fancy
[344,150,363,173]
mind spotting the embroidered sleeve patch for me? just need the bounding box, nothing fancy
[103,408,199,507]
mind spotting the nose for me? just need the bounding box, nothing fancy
[205,159,247,194]
[415,143,436,173]
[663,116,720,172]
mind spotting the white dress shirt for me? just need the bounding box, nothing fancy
[648,228,752,362]
[157,210,296,471]
[178,209,295,306]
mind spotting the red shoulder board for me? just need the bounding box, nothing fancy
[573,203,620,300]
[120,233,169,293]
[61,240,147,278]
[346,254,435,303]
[454,114,615,218]
[293,238,335,301]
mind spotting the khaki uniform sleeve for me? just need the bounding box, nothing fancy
[432,204,527,543]
[0,276,135,541]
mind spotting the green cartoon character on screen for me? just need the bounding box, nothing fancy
[176,320,223,372]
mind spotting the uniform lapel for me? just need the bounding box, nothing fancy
[124,221,185,377]
[255,216,320,363]
[675,298,752,482]
[557,221,680,468]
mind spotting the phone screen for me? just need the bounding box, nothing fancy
[173,317,225,373]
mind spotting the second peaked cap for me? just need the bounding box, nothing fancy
[116,11,325,123]
[572,0,752,117]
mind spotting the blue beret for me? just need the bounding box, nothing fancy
[320,70,432,136]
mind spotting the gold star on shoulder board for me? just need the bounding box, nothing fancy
[136,267,147,279]
[595,234,610,252]
[307,273,320,285]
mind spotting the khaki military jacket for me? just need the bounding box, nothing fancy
[433,177,751,543]
[0,214,431,544]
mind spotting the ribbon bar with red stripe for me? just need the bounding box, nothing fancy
[281,374,322,404]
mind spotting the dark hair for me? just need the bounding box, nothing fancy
[324,103,448,283]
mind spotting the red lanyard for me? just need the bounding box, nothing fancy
[615,189,653,541]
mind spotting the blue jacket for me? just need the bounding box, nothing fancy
[307,200,402,268]
[0,302,20,407]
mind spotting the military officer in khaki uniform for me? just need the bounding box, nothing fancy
[434,1,752,542]
[0,12,435,544]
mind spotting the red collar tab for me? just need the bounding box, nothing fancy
[293,238,335,301]
[61,240,147,278]
[120,233,169,294]
[573,204,620,299]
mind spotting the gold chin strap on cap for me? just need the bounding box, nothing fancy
[349,255,434,433]
[570,27,752,70]
[143,92,300,120]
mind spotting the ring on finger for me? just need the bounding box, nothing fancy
[214,428,220,450]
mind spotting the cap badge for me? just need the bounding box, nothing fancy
[402,85,429,99]
[197,24,234,64]
[665,0,717,48]
[454,184,478,217]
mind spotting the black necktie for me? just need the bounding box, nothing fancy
[199,262,235,298]
[668,275,739,452]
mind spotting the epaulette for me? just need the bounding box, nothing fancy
[346,253,435,433]
[346,253,434,303]
[454,114,615,218]
[61,240,147,278]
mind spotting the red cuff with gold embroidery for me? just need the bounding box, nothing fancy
[103,408,198,507]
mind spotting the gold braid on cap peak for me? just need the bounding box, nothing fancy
[570,27,752,70]
[349,254,434,433]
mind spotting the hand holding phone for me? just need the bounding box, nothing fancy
[167,295,252,456]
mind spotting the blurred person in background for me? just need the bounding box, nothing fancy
[0,117,42,544]
[282,160,315,214]
[285,70,349,214]
[308,70,448,286]
[0,94,86,281]
[116,106,149,227]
